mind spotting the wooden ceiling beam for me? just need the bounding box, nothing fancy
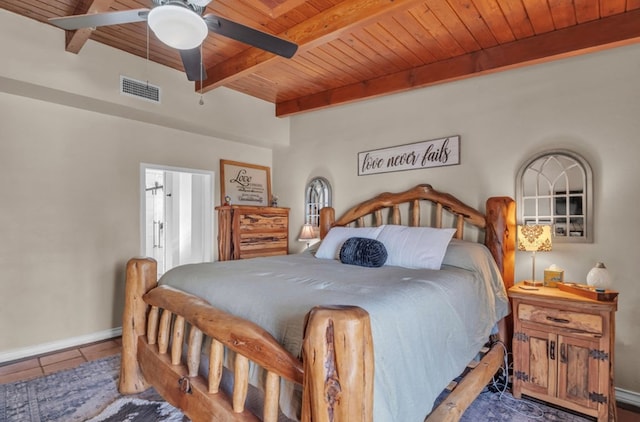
[250,0,309,18]
[275,8,640,117]
[198,0,425,92]
[64,0,116,54]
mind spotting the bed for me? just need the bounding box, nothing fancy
[119,184,516,422]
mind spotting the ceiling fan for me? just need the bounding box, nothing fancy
[48,0,298,82]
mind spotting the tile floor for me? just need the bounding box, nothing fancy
[0,337,638,421]
[0,337,121,384]
[619,404,640,422]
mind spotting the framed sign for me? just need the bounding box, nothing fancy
[358,135,460,176]
[220,159,272,206]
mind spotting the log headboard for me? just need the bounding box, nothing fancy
[318,183,516,290]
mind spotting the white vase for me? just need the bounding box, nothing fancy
[586,262,611,289]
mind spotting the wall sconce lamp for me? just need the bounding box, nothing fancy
[298,223,318,250]
[517,224,552,287]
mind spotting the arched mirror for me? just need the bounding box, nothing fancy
[516,150,593,243]
[305,177,332,232]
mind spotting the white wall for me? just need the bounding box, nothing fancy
[275,43,640,394]
[0,9,290,148]
[0,92,273,352]
[0,9,280,354]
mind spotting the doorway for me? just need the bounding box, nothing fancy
[141,164,214,277]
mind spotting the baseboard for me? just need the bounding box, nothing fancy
[0,327,122,364]
[616,387,640,408]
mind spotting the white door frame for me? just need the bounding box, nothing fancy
[140,163,215,267]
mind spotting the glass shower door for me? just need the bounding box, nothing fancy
[143,165,213,278]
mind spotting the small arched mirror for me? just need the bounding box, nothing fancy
[305,177,332,231]
[516,150,593,243]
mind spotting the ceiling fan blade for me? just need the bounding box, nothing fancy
[180,48,208,81]
[49,9,149,31]
[204,15,298,59]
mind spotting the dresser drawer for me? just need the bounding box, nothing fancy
[237,212,288,232]
[239,232,288,249]
[237,233,288,259]
[518,303,603,334]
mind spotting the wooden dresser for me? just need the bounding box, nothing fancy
[508,284,617,422]
[216,205,289,261]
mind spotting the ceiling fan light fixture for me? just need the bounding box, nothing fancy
[148,5,208,50]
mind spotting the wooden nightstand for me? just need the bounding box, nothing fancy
[508,284,618,422]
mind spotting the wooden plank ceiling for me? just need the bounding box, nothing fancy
[3,0,640,117]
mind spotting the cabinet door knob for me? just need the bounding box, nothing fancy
[549,340,556,360]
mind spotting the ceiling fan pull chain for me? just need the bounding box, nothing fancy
[199,44,204,106]
[145,20,150,87]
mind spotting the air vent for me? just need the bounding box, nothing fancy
[120,76,161,103]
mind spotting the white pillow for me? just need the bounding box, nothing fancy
[377,225,456,269]
[315,226,384,259]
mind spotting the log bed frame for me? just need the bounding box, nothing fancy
[119,184,516,422]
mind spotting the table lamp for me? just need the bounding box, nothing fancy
[298,223,318,250]
[517,224,552,286]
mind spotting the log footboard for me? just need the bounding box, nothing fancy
[119,257,374,422]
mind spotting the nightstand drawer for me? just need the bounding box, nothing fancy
[518,303,603,334]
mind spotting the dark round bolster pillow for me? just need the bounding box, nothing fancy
[339,237,388,268]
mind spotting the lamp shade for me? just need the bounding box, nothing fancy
[298,223,317,242]
[147,5,208,50]
[517,225,552,252]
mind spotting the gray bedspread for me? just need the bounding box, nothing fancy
[159,240,509,421]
